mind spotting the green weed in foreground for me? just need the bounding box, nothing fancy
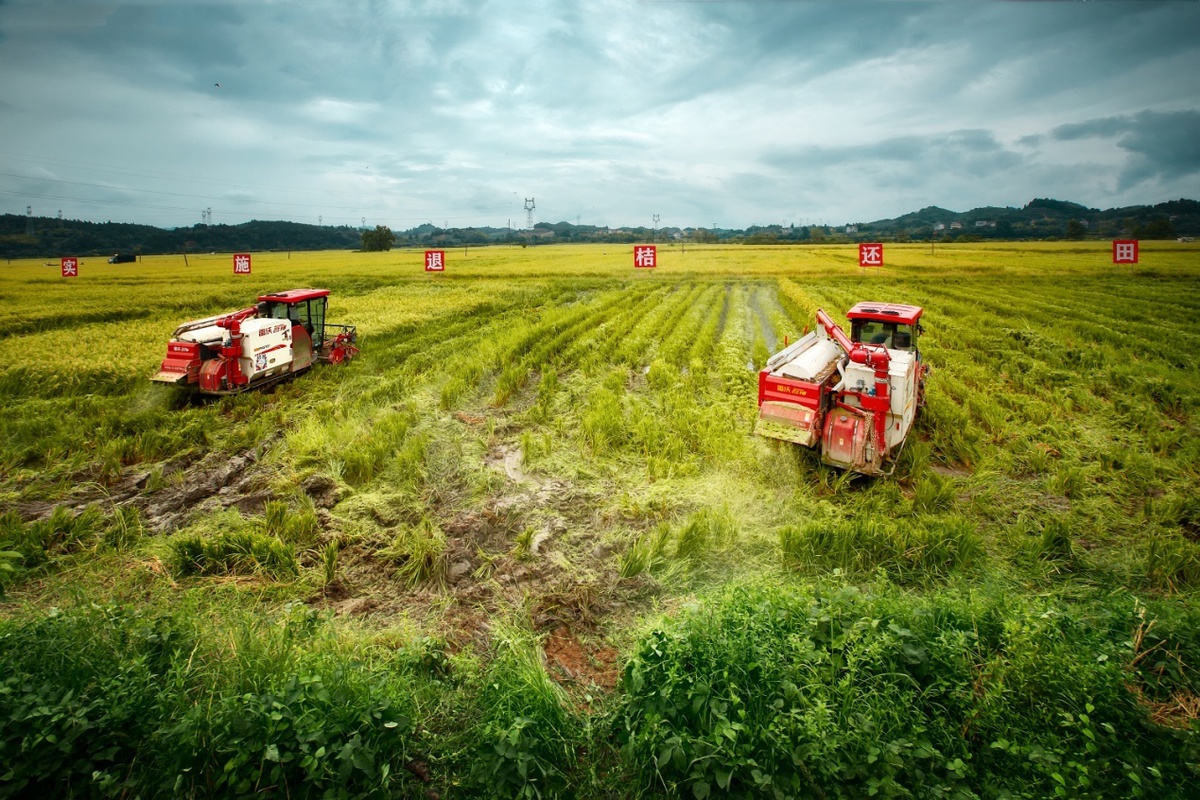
[619,579,1200,799]
[0,603,419,799]
[463,623,581,798]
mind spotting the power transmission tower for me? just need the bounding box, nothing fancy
[26,206,33,236]
[524,198,536,230]
[652,213,660,243]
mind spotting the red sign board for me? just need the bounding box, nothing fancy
[60,257,78,278]
[858,243,883,267]
[634,245,657,269]
[233,253,252,274]
[424,250,445,272]
[1113,240,1139,264]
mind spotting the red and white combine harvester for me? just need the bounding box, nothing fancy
[756,302,927,476]
[151,289,358,395]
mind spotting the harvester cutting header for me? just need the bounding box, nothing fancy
[151,289,358,395]
[756,302,927,476]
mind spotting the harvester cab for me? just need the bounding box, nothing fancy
[151,288,358,395]
[755,302,927,476]
[848,305,924,353]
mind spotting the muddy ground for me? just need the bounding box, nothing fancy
[6,433,643,695]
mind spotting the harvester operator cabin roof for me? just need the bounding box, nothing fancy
[257,289,330,304]
[846,302,923,326]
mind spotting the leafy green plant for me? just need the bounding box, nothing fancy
[0,603,422,799]
[465,624,577,799]
[619,580,1195,800]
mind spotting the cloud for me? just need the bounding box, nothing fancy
[765,129,1023,188]
[1049,110,1200,191]
[1,1,1198,228]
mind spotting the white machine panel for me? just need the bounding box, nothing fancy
[238,318,293,380]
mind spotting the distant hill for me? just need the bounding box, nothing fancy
[2,198,1196,258]
[857,198,1198,242]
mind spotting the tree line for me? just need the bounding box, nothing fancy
[2,198,1195,259]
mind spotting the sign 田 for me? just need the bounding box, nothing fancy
[233,253,252,274]
[633,245,657,269]
[858,243,883,268]
[1113,240,1139,264]
[425,250,445,272]
[60,257,78,278]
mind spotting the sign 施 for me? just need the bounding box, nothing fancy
[233,253,252,274]
[633,245,656,269]
[425,250,445,272]
[858,243,883,268]
[60,257,78,278]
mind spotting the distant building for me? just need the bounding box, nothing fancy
[933,223,945,232]
[950,222,962,230]
[845,225,858,234]
[975,220,996,228]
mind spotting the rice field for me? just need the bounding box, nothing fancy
[1,241,1198,797]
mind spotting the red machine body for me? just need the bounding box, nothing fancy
[151,288,358,395]
[755,303,927,476]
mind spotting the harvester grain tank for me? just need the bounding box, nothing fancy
[151,288,358,394]
[755,302,927,476]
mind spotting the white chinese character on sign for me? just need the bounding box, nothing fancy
[234,254,251,274]
[634,245,656,268]
[61,258,78,277]
[1115,242,1135,262]
[859,243,883,267]
[426,251,444,270]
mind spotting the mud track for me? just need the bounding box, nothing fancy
[10,433,283,534]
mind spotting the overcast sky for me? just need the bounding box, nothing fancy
[1,1,1198,231]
